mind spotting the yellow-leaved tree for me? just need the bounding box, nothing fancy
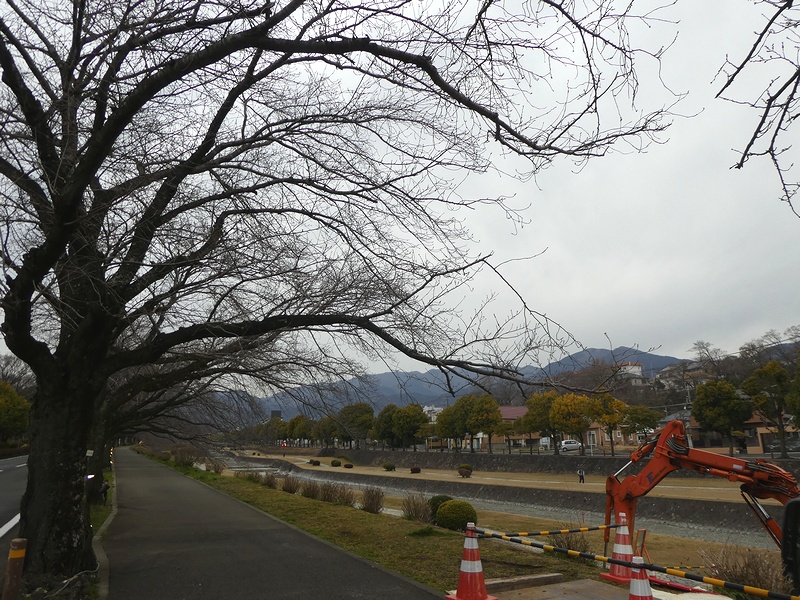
[550,393,602,455]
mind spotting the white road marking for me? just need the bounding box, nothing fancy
[0,514,20,539]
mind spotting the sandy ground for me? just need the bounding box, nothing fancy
[250,450,780,505]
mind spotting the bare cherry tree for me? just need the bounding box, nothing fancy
[717,0,800,214]
[0,0,669,581]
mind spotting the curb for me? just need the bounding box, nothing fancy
[92,458,118,600]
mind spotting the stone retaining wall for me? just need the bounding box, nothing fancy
[314,447,800,480]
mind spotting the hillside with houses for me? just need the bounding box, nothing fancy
[241,332,800,458]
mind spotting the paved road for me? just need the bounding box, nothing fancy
[102,447,442,600]
[0,456,26,540]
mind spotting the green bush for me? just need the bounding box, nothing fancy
[330,459,342,467]
[383,462,395,471]
[435,500,477,531]
[428,495,453,517]
[457,463,473,472]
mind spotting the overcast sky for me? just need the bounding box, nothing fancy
[1,2,795,375]
[445,1,800,365]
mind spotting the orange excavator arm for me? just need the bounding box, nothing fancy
[604,420,800,550]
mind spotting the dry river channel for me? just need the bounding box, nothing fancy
[216,449,782,551]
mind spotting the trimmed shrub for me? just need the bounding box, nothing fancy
[410,466,421,474]
[360,486,385,514]
[457,468,472,478]
[262,472,278,489]
[401,492,431,523]
[330,459,342,467]
[300,480,321,499]
[344,463,353,468]
[457,463,473,472]
[435,500,477,531]
[281,476,301,494]
[383,462,395,471]
[428,495,453,517]
[308,459,320,466]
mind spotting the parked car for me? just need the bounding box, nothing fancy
[766,440,800,452]
[559,439,582,452]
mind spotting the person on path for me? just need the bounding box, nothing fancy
[99,480,110,504]
[577,468,585,483]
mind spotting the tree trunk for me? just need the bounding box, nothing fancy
[609,428,616,457]
[20,382,96,579]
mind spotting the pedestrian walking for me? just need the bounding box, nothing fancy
[577,468,585,483]
[99,480,110,505]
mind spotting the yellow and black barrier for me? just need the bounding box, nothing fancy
[484,524,618,538]
[476,527,800,600]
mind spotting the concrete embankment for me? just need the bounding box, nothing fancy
[230,451,790,536]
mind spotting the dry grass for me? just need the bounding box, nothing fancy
[401,492,432,523]
[165,457,785,594]
[546,523,591,553]
[300,480,321,499]
[360,486,385,514]
[698,545,794,599]
[280,475,301,494]
[172,466,599,591]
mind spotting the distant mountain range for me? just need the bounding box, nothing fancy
[259,346,686,419]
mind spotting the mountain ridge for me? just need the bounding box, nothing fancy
[259,346,686,418]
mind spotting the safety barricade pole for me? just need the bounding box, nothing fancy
[475,527,800,600]
[1,538,26,600]
[485,524,618,538]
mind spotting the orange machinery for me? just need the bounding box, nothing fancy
[604,419,800,550]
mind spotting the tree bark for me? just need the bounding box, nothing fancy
[19,381,96,578]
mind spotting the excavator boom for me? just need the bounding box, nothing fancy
[605,420,800,549]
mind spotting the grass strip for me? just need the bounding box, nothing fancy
[166,462,600,591]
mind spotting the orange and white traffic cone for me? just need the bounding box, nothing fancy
[628,556,654,600]
[600,511,633,584]
[446,523,497,600]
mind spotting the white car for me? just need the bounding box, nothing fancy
[559,439,582,452]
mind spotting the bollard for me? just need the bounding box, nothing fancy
[1,538,26,600]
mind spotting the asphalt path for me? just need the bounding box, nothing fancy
[0,455,26,540]
[102,447,442,600]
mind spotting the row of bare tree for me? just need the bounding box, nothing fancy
[0,0,796,587]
